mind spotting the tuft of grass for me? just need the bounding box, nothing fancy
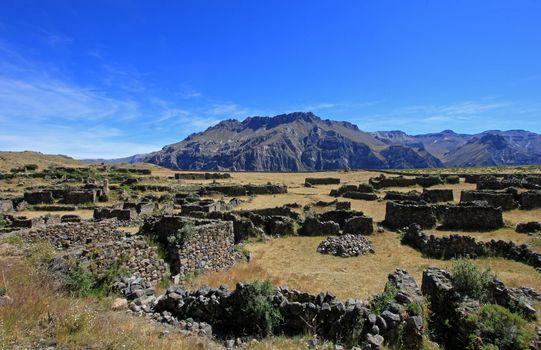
[370,282,398,314]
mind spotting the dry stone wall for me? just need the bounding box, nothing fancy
[142,216,236,277]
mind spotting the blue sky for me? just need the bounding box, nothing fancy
[0,1,540,158]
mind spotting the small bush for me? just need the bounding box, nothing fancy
[370,282,398,314]
[408,303,421,316]
[230,280,282,337]
[67,260,95,297]
[466,304,534,350]
[0,214,8,228]
[66,258,128,297]
[451,259,493,301]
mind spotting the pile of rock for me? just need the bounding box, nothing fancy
[317,234,374,257]
[516,222,541,234]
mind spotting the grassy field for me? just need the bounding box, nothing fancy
[3,155,541,348]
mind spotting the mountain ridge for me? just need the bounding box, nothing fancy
[83,112,541,170]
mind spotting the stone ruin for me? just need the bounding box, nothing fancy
[24,221,167,286]
[420,188,454,203]
[519,190,541,210]
[330,183,378,201]
[199,183,287,197]
[23,190,54,204]
[141,216,236,277]
[94,201,157,222]
[304,177,340,186]
[1,214,60,230]
[175,172,231,180]
[317,234,374,257]
[384,199,505,231]
[126,268,424,349]
[180,198,241,215]
[402,224,541,270]
[384,201,436,230]
[476,174,541,191]
[436,202,504,231]
[384,190,422,202]
[516,222,541,234]
[460,189,518,211]
[369,174,444,189]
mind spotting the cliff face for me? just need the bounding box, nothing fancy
[143,112,443,171]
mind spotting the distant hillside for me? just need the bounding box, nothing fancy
[139,112,443,171]
[373,129,541,167]
[0,151,84,172]
[79,112,541,171]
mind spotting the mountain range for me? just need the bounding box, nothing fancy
[88,112,541,170]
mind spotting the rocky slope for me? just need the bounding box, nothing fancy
[142,112,443,171]
[92,112,541,170]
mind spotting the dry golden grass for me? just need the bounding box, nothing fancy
[0,255,223,350]
[190,232,541,302]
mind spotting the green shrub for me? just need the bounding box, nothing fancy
[466,304,534,350]
[451,259,493,301]
[0,214,8,228]
[408,303,421,316]
[67,259,128,297]
[230,280,282,337]
[370,282,398,314]
[67,261,95,297]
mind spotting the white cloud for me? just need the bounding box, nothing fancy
[0,76,140,121]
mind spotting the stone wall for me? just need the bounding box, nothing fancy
[63,190,96,204]
[402,224,541,270]
[94,207,133,221]
[23,221,166,286]
[421,189,454,203]
[384,201,436,229]
[305,177,341,186]
[199,184,287,196]
[421,266,539,349]
[438,202,503,230]
[175,172,231,180]
[519,191,541,210]
[384,191,421,202]
[142,216,236,277]
[24,190,54,204]
[460,190,518,211]
[150,268,423,349]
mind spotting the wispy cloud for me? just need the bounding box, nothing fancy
[0,76,140,121]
